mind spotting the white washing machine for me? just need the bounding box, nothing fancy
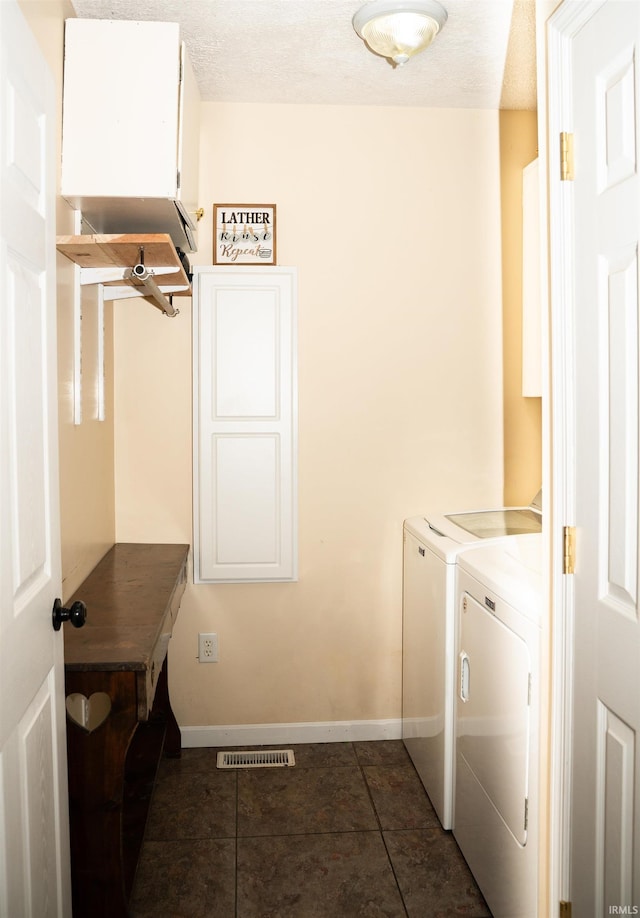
[402,493,541,829]
[454,534,542,918]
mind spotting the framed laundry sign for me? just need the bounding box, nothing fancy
[213,204,277,265]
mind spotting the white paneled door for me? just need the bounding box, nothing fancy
[550,1,640,914]
[0,3,71,916]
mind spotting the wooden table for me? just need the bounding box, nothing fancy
[63,543,189,918]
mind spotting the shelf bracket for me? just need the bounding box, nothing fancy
[79,265,182,287]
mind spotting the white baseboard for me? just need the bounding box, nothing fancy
[180,719,402,748]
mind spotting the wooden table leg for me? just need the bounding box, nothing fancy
[66,671,138,918]
[66,656,182,915]
[152,654,182,758]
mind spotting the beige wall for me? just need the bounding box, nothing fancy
[19,0,116,600]
[500,110,542,505]
[114,102,507,729]
[19,0,540,731]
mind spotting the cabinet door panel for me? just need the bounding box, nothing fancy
[213,435,279,566]
[214,288,278,418]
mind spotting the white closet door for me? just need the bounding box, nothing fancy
[193,267,297,582]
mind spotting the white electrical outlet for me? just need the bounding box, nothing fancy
[198,632,218,663]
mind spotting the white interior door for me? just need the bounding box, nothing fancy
[549,1,640,914]
[0,3,71,916]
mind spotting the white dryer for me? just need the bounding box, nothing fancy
[454,534,543,918]
[402,493,541,829]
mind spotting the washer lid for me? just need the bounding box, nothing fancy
[409,490,542,550]
[443,506,541,539]
[423,505,541,544]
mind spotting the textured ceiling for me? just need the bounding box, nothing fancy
[69,0,537,110]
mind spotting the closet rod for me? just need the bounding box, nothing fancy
[123,264,179,317]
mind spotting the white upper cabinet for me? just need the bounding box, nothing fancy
[193,268,298,582]
[61,19,201,252]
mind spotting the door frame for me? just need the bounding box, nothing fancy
[546,0,609,911]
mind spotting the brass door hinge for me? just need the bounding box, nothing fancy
[563,525,576,574]
[560,901,572,918]
[560,132,575,181]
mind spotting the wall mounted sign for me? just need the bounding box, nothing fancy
[213,204,277,265]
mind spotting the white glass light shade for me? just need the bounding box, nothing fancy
[353,0,448,66]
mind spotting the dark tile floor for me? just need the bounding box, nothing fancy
[130,739,492,918]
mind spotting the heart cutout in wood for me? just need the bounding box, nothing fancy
[65,692,112,732]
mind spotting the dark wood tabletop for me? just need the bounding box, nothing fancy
[64,542,190,671]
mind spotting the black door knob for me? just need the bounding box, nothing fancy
[52,598,87,632]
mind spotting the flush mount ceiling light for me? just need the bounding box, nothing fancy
[352,0,448,67]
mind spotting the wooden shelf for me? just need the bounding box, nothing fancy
[56,232,191,318]
[56,232,191,293]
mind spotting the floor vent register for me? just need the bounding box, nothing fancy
[216,749,296,769]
